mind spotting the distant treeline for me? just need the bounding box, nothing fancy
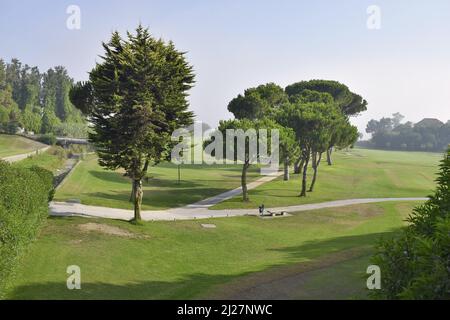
[0,58,87,137]
[358,113,450,152]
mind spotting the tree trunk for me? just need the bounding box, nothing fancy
[309,152,322,192]
[129,182,135,202]
[133,179,143,222]
[300,152,310,197]
[294,157,302,174]
[326,147,333,165]
[241,161,250,202]
[283,156,290,181]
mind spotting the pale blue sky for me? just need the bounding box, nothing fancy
[1,0,449,134]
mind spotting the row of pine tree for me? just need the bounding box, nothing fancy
[0,58,87,137]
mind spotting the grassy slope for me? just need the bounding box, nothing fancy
[12,147,67,174]
[212,148,441,209]
[6,201,418,299]
[54,155,260,210]
[0,134,46,158]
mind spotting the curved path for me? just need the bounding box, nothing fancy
[2,146,50,163]
[49,162,427,221]
[50,182,426,222]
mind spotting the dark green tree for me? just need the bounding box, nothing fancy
[70,26,195,221]
[365,115,449,152]
[40,108,60,134]
[278,101,343,196]
[371,148,450,299]
[285,79,367,117]
[278,125,299,181]
[228,83,288,120]
[286,80,367,165]
[0,57,88,135]
[217,118,280,201]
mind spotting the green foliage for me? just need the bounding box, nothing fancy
[0,161,54,296]
[371,149,450,299]
[333,119,359,150]
[37,133,57,145]
[85,26,194,174]
[5,121,20,134]
[0,85,17,111]
[278,101,343,153]
[217,118,280,162]
[69,25,195,220]
[288,89,334,105]
[0,57,87,136]
[46,145,67,160]
[69,81,94,115]
[217,118,281,201]
[365,115,449,152]
[278,125,299,165]
[54,122,89,138]
[21,107,42,133]
[227,83,288,120]
[0,81,21,132]
[0,106,8,125]
[277,99,357,194]
[285,79,367,116]
[40,108,61,134]
[284,79,367,168]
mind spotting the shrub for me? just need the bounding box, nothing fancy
[371,148,450,299]
[37,133,57,145]
[47,145,68,160]
[5,121,20,134]
[55,122,89,139]
[0,161,54,297]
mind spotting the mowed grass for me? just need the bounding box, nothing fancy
[0,134,47,158]
[54,155,260,210]
[212,148,442,209]
[13,147,67,174]
[5,201,419,299]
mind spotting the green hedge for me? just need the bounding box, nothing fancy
[371,148,450,299]
[0,161,54,296]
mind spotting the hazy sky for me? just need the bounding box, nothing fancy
[1,0,449,135]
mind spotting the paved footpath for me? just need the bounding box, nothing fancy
[2,146,50,163]
[50,168,426,221]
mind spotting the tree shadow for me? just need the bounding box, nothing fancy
[6,273,241,300]
[268,230,401,262]
[88,169,255,189]
[87,186,233,209]
[7,230,402,300]
[89,170,129,184]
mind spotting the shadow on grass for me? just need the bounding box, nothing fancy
[6,273,240,300]
[89,170,129,184]
[7,230,401,300]
[89,170,251,189]
[268,230,401,262]
[87,186,233,209]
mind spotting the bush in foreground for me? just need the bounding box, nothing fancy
[0,161,54,296]
[371,148,450,299]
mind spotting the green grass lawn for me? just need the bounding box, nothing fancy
[212,148,442,210]
[12,147,68,174]
[54,155,260,210]
[4,201,419,299]
[0,134,47,158]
